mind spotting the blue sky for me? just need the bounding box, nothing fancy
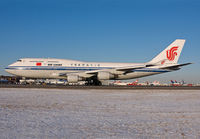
[0,0,200,83]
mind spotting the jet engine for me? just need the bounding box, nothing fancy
[97,72,114,80]
[67,75,82,83]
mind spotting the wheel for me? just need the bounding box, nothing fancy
[85,79,102,86]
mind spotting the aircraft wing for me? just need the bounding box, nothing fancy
[85,64,148,75]
[59,64,154,78]
[115,64,147,71]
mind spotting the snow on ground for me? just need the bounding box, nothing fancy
[0,88,200,138]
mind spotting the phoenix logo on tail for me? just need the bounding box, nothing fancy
[166,46,178,61]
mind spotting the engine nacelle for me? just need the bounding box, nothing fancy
[97,72,114,80]
[67,75,82,83]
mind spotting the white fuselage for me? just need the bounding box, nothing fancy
[5,58,169,80]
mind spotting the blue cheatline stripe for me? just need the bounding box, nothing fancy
[5,66,169,73]
[5,66,110,71]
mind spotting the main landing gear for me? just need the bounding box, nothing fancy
[85,79,102,86]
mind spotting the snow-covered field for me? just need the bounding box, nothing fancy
[0,88,200,138]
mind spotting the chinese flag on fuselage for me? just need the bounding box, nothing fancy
[36,62,42,66]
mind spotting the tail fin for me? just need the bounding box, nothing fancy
[149,39,186,65]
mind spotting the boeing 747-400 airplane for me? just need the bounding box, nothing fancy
[5,39,191,85]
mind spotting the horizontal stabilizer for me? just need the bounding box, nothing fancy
[160,63,192,70]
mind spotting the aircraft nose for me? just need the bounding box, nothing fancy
[5,62,16,72]
[4,66,19,76]
[5,66,12,73]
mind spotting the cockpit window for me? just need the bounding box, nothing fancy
[17,60,22,62]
